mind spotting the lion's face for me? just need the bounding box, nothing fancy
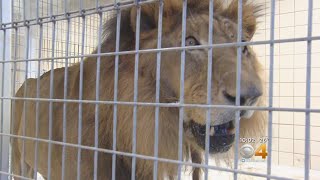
[183,14,263,153]
[157,16,262,153]
[188,15,263,153]
[132,0,263,154]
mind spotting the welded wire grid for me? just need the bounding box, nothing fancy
[0,0,319,180]
[253,0,320,174]
[10,0,101,89]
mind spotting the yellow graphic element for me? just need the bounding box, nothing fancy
[255,144,268,159]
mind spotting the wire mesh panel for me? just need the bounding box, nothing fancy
[0,0,319,180]
[252,0,320,175]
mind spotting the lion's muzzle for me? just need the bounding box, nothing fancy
[190,120,235,153]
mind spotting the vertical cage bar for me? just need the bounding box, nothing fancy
[112,2,121,180]
[267,0,276,179]
[293,0,296,168]
[131,1,141,179]
[233,0,243,179]
[204,0,214,179]
[177,0,187,179]
[0,28,5,180]
[76,13,86,180]
[61,13,71,180]
[96,0,100,9]
[36,0,39,22]
[80,0,83,12]
[153,0,163,179]
[50,0,53,17]
[47,15,56,180]
[21,19,31,178]
[304,0,313,179]
[10,0,14,27]
[0,0,2,28]
[0,29,6,179]
[0,2,12,179]
[33,13,43,180]
[9,27,18,179]
[22,0,26,21]
[93,10,103,180]
[64,0,68,15]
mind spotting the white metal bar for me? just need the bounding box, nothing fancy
[80,0,83,12]
[33,11,43,180]
[153,0,163,179]
[22,0,26,22]
[0,2,11,179]
[50,0,53,17]
[0,0,2,28]
[76,13,86,180]
[177,0,187,179]
[9,26,18,180]
[304,0,313,179]
[10,1,19,175]
[267,0,276,179]
[21,19,31,178]
[64,0,68,15]
[111,3,121,180]
[234,0,243,179]
[0,26,6,180]
[47,12,56,180]
[204,0,214,179]
[93,10,103,180]
[131,1,141,179]
[61,13,71,180]
[96,0,100,9]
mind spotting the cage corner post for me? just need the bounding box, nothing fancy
[0,0,12,179]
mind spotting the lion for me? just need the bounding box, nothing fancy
[11,0,266,179]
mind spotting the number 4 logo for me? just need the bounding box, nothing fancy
[255,144,268,159]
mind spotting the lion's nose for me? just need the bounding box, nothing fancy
[223,86,262,106]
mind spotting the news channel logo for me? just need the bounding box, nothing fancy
[240,143,268,162]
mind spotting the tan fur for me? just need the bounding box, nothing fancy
[12,0,266,179]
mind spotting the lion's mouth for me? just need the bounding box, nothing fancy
[190,120,235,153]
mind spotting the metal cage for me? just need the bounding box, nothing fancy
[0,0,319,179]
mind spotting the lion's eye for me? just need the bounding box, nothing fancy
[186,36,200,46]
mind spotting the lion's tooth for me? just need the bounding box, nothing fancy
[210,126,215,136]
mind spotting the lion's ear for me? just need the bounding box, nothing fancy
[221,0,262,40]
